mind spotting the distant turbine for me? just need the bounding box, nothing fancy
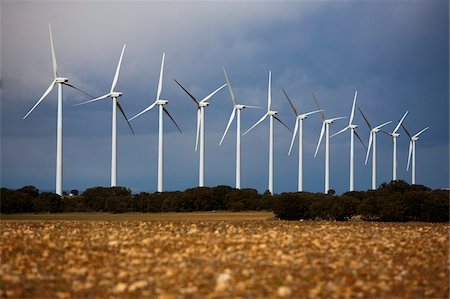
[243,71,292,194]
[330,91,366,191]
[282,89,322,192]
[75,44,134,187]
[129,53,182,192]
[386,111,408,181]
[313,94,346,194]
[401,124,429,185]
[24,24,93,196]
[174,79,227,187]
[219,68,260,189]
[359,108,392,190]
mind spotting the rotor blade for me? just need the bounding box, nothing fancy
[401,123,412,140]
[312,93,325,121]
[329,116,346,122]
[365,132,373,165]
[200,83,227,103]
[48,24,58,79]
[195,109,201,151]
[273,115,293,133]
[349,90,357,126]
[267,71,272,112]
[219,108,236,145]
[110,44,126,93]
[63,82,95,99]
[407,140,413,171]
[374,120,393,130]
[330,126,349,138]
[173,79,200,105]
[379,130,391,136]
[302,109,323,117]
[358,107,372,130]
[243,112,268,135]
[116,101,134,134]
[156,53,165,101]
[393,111,408,134]
[288,119,299,156]
[223,68,236,106]
[354,130,366,150]
[282,88,298,117]
[163,106,182,133]
[413,127,429,138]
[314,122,326,157]
[128,101,157,121]
[23,80,56,119]
[243,105,262,109]
[73,93,110,106]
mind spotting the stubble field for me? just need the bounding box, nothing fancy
[1,212,448,298]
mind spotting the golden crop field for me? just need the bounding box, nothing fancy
[1,213,448,298]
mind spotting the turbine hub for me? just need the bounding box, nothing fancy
[349,124,358,129]
[235,104,245,110]
[268,110,277,116]
[299,115,307,120]
[412,137,419,141]
[392,133,400,138]
[372,128,380,133]
[325,119,334,124]
[55,77,68,83]
[110,91,123,98]
[199,102,209,107]
[157,99,168,105]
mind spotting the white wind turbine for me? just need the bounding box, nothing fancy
[24,24,93,196]
[330,91,366,191]
[243,71,292,194]
[401,124,429,185]
[385,111,409,181]
[219,68,260,189]
[282,89,323,192]
[75,44,134,187]
[129,53,182,192]
[313,94,346,194]
[358,108,392,190]
[174,79,227,187]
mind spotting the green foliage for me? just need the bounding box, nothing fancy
[33,192,63,213]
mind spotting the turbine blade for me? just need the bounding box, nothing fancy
[302,109,323,117]
[219,108,236,145]
[223,68,236,106]
[401,123,412,140]
[63,82,95,99]
[23,81,56,119]
[312,93,325,121]
[243,112,268,135]
[407,140,413,171]
[116,101,134,134]
[330,126,349,138]
[314,122,326,157]
[110,44,126,93]
[329,116,346,122]
[413,127,429,138]
[282,88,298,117]
[358,107,372,130]
[379,130,391,136]
[163,106,182,133]
[354,130,366,150]
[129,101,157,121]
[288,119,299,155]
[365,132,373,165]
[73,93,110,106]
[349,90,357,125]
[243,105,262,109]
[393,111,408,134]
[273,115,293,133]
[156,53,165,101]
[374,120,393,130]
[173,79,200,105]
[200,83,227,103]
[267,71,272,112]
[48,24,58,79]
[195,109,201,151]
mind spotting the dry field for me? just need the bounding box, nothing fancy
[1,213,448,298]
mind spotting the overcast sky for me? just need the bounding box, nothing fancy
[1,0,448,194]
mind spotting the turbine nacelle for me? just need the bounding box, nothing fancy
[55,77,68,83]
[156,99,168,105]
[349,124,358,129]
[391,132,400,138]
[199,102,209,107]
[235,104,246,110]
[110,91,123,98]
[268,110,278,116]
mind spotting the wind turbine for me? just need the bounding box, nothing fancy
[282,89,322,192]
[23,24,93,196]
[174,79,227,187]
[313,94,346,194]
[219,68,260,189]
[330,91,366,191]
[75,44,134,187]
[129,53,182,192]
[243,71,292,194]
[358,108,392,190]
[386,111,408,181]
[401,124,429,185]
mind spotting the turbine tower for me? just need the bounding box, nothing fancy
[174,79,227,187]
[219,68,260,189]
[313,94,346,194]
[243,71,291,194]
[282,89,322,192]
[75,44,134,187]
[386,111,408,181]
[359,108,392,190]
[401,124,429,185]
[129,53,182,192]
[24,24,92,196]
[330,91,366,191]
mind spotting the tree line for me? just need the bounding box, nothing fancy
[1,181,448,222]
